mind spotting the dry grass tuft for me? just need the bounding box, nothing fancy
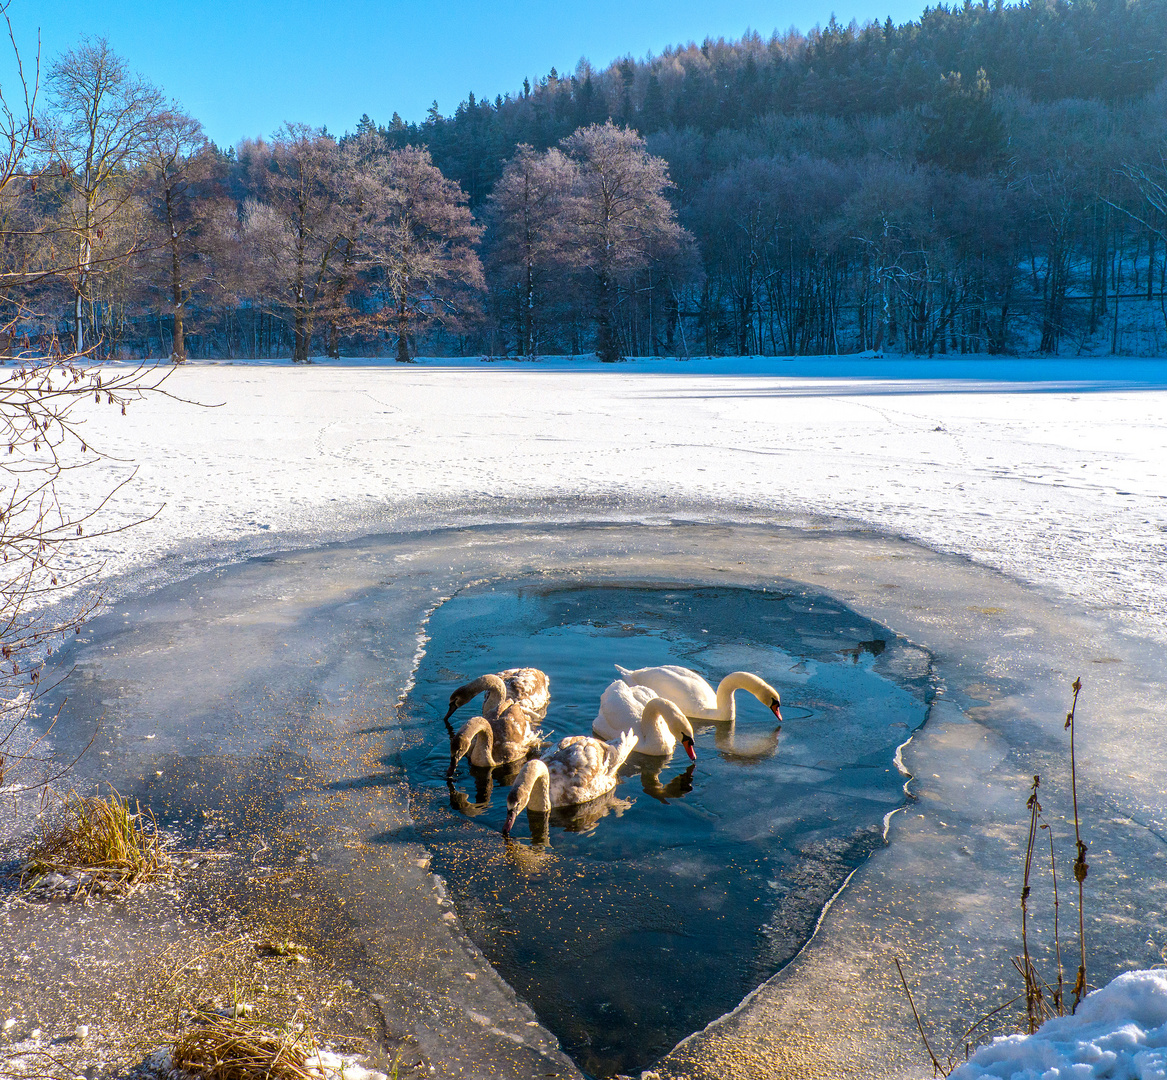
[23,787,169,895]
[170,1013,325,1080]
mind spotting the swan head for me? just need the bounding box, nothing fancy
[503,759,550,836]
[644,697,698,760]
[442,688,467,724]
[448,715,491,777]
[737,674,783,722]
[443,673,508,722]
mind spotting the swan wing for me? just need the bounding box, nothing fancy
[605,728,639,774]
[480,705,534,763]
[495,702,534,743]
[543,734,630,806]
[593,679,655,739]
[500,667,550,714]
[616,665,718,717]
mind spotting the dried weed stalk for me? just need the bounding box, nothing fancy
[169,1013,326,1080]
[22,786,170,895]
[1019,774,1045,1032]
[898,677,1090,1069]
[894,957,948,1077]
[1041,813,1065,1015]
[1065,676,1088,1010]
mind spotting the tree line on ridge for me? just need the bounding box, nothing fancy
[4,0,1167,360]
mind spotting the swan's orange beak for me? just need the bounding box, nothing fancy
[770,699,783,722]
[682,735,697,761]
[502,808,519,835]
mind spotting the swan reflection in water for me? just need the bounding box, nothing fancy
[450,753,694,837]
[702,703,817,763]
[626,753,696,803]
[447,756,529,817]
[705,703,814,762]
[512,787,635,845]
[709,719,783,763]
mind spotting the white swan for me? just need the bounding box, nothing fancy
[502,729,637,836]
[448,702,542,774]
[614,665,783,723]
[441,669,550,725]
[592,680,696,759]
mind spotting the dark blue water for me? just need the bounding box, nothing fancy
[398,583,934,1077]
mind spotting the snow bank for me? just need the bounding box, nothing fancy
[950,969,1167,1080]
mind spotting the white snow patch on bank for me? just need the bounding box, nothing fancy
[950,969,1167,1080]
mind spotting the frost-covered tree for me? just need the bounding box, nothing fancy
[482,145,578,355]
[560,122,686,361]
[245,125,354,363]
[360,146,483,362]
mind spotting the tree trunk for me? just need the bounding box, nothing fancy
[75,288,85,353]
[595,270,621,361]
[170,248,185,363]
[525,253,534,357]
[293,308,311,363]
[172,301,185,363]
[75,212,92,353]
[396,291,412,362]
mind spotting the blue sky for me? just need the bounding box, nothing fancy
[6,0,927,148]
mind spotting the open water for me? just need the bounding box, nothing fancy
[400,583,936,1076]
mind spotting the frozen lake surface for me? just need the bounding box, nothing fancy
[22,517,1167,1079]
[9,358,1167,1079]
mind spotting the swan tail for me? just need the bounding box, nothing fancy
[614,664,635,681]
[610,728,639,771]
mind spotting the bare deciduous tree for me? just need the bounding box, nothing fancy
[245,125,353,363]
[140,109,228,362]
[361,145,483,362]
[41,37,165,354]
[483,145,578,356]
[0,15,170,789]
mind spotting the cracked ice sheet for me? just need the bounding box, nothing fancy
[53,358,1167,648]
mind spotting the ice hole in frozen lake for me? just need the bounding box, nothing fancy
[400,583,936,1077]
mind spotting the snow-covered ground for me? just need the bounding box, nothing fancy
[64,355,1167,647]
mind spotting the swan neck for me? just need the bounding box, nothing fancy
[482,673,508,713]
[643,698,693,740]
[530,768,550,812]
[715,676,742,722]
[716,672,776,720]
[467,716,496,766]
[515,761,551,813]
